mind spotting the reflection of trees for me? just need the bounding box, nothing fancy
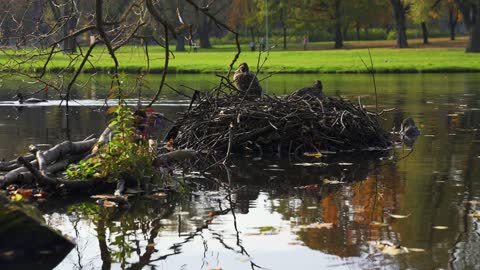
[260,154,407,258]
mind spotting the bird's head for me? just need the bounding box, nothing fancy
[314,80,323,91]
[238,62,249,73]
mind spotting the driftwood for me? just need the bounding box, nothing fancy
[0,139,98,188]
[17,156,109,194]
[169,93,392,154]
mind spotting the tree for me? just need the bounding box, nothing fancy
[406,0,438,44]
[446,0,459,40]
[290,0,345,49]
[455,0,480,52]
[389,0,410,48]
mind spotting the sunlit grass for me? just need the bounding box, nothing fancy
[0,37,478,74]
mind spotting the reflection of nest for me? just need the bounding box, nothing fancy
[168,93,392,154]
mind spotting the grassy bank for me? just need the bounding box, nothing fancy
[1,37,479,74]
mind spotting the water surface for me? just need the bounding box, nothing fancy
[1,73,480,270]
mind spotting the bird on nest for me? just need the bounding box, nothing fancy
[293,80,324,98]
[233,62,262,97]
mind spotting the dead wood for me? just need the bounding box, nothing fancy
[17,157,109,194]
[0,139,97,188]
[169,93,392,154]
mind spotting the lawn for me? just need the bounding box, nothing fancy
[1,37,479,74]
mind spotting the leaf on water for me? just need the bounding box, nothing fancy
[236,257,251,262]
[338,162,354,166]
[298,222,334,230]
[150,192,168,199]
[372,241,408,256]
[370,221,389,227]
[433,226,448,230]
[323,179,344,185]
[293,162,328,167]
[407,248,426,252]
[303,152,322,158]
[91,194,115,199]
[379,245,406,256]
[388,213,411,219]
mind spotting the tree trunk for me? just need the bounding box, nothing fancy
[334,0,343,49]
[467,19,480,52]
[176,35,186,52]
[448,6,458,40]
[250,27,255,42]
[390,0,408,48]
[355,21,361,40]
[61,3,77,53]
[198,30,211,48]
[421,21,429,44]
[455,0,480,52]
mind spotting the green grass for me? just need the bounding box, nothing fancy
[1,37,479,74]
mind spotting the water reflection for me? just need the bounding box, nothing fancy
[1,73,480,269]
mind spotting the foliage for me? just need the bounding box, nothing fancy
[67,104,158,183]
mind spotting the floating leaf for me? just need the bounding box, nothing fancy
[370,221,389,227]
[388,213,411,219]
[293,162,328,167]
[323,179,344,185]
[407,248,426,252]
[303,152,322,158]
[433,226,448,230]
[236,257,251,262]
[298,222,333,230]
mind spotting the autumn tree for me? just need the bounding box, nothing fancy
[227,0,259,43]
[406,0,438,44]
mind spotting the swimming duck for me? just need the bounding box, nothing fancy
[14,93,48,104]
[233,62,262,96]
[400,117,420,137]
[294,80,324,98]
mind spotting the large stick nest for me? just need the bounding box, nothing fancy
[169,92,392,154]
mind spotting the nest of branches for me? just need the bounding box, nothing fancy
[168,91,392,155]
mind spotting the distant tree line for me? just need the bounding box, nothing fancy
[0,0,479,52]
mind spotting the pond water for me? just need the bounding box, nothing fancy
[2,73,480,270]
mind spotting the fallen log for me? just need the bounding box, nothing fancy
[0,139,97,188]
[17,157,110,194]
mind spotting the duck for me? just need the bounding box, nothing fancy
[400,117,420,137]
[294,80,324,98]
[14,93,48,104]
[233,62,262,97]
